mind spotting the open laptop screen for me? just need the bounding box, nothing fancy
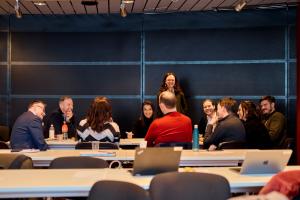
[132,147,182,176]
[237,150,292,174]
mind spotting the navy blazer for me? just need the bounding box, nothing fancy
[10,111,48,150]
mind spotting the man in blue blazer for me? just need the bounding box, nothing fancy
[10,100,48,151]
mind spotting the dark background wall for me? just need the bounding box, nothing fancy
[0,8,297,137]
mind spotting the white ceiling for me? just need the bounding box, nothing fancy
[0,0,298,15]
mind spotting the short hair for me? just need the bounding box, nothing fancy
[218,97,236,113]
[159,91,176,109]
[259,96,276,104]
[28,100,46,109]
[59,96,72,103]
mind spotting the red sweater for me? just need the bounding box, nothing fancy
[145,112,192,147]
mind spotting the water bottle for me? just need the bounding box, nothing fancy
[62,121,68,140]
[192,124,199,151]
[49,124,55,139]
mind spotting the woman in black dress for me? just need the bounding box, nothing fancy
[237,101,272,149]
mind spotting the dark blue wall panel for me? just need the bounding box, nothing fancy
[0,65,6,94]
[289,26,296,59]
[289,62,296,96]
[11,65,140,95]
[0,32,7,62]
[11,32,140,62]
[145,63,285,96]
[145,28,285,61]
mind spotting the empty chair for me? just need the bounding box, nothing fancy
[75,142,119,150]
[0,125,10,142]
[0,153,33,169]
[88,180,149,200]
[0,141,9,149]
[218,140,246,149]
[149,172,231,200]
[155,142,192,149]
[49,156,108,169]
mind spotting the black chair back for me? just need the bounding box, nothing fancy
[75,142,119,149]
[0,141,9,149]
[0,126,10,142]
[49,156,108,169]
[0,153,33,169]
[155,142,192,149]
[149,172,231,200]
[218,140,246,149]
[88,180,149,200]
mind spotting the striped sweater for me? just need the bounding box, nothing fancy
[77,119,120,143]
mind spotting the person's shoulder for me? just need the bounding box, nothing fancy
[108,121,120,132]
[79,118,88,126]
[273,111,286,119]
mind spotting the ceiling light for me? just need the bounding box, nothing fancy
[120,3,127,18]
[235,0,246,12]
[33,1,46,6]
[15,0,22,19]
[81,0,98,6]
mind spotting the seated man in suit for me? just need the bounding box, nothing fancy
[204,97,246,150]
[145,91,192,147]
[10,100,48,150]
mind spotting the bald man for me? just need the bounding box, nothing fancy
[145,91,192,147]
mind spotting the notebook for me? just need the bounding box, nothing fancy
[132,147,182,176]
[232,150,292,174]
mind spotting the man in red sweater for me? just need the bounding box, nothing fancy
[145,91,192,147]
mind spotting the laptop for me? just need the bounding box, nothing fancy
[232,150,292,174]
[132,147,182,176]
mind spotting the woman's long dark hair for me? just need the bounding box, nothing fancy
[159,72,182,94]
[87,96,112,132]
[240,100,259,120]
[140,100,155,127]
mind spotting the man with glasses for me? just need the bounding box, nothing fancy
[10,100,48,150]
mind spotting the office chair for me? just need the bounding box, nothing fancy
[75,142,119,149]
[0,141,9,149]
[0,125,10,142]
[49,156,108,169]
[155,142,193,149]
[0,153,33,169]
[88,180,149,200]
[218,140,246,149]
[149,172,231,200]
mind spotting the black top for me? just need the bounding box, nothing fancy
[204,114,246,148]
[43,108,77,139]
[198,116,208,135]
[243,117,272,149]
[132,117,153,138]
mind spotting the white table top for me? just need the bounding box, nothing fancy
[0,166,299,198]
[0,149,249,167]
[45,138,145,149]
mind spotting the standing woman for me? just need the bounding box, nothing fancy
[157,72,188,117]
[237,101,272,149]
[77,97,120,143]
[132,100,155,138]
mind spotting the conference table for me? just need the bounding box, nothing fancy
[0,166,299,198]
[45,138,145,149]
[0,149,250,167]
